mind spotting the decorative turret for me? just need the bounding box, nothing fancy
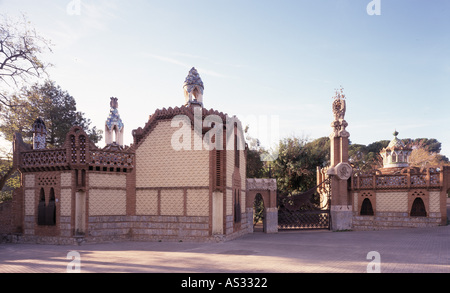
[32,117,47,150]
[183,67,204,107]
[380,130,411,169]
[105,97,124,146]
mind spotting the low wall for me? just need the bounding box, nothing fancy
[1,211,250,244]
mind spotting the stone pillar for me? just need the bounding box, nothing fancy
[327,89,353,230]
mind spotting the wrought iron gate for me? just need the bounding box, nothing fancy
[277,177,331,230]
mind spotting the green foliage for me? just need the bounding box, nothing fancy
[269,136,329,194]
[0,80,103,147]
[348,140,389,172]
[246,148,266,178]
[348,138,448,172]
[253,194,264,226]
[0,159,19,202]
[406,138,442,154]
[244,124,271,179]
[0,80,103,193]
[246,132,449,196]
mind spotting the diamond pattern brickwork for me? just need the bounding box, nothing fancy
[240,150,246,190]
[60,173,72,187]
[24,189,35,216]
[160,189,184,216]
[89,173,126,188]
[226,150,234,188]
[89,189,126,216]
[429,191,440,213]
[241,190,246,211]
[136,189,158,215]
[136,120,209,188]
[60,188,71,216]
[24,174,35,188]
[186,189,209,216]
[376,191,408,212]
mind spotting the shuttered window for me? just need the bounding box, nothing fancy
[215,150,222,190]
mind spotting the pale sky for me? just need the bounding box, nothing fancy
[1,0,449,157]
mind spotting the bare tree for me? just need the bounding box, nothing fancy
[0,14,52,196]
[0,14,52,109]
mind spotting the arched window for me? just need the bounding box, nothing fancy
[46,188,56,225]
[38,188,46,225]
[360,198,374,216]
[214,150,222,190]
[410,197,426,217]
[234,189,241,223]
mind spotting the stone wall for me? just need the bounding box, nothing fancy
[353,212,442,230]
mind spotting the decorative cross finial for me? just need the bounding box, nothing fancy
[110,97,119,109]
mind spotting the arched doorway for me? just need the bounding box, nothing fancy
[246,178,278,233]
[253,193,265,232]
[410,197,427,217]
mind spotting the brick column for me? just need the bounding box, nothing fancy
[327,92,353,230]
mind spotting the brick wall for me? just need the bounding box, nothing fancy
[88,173,127,216]
[0,201,13,234]
[352,189,444,230]
[136,120,209,188]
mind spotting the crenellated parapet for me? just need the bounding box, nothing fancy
[351,167,442,191]
[15,125,134,173]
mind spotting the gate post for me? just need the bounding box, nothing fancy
[327,89,353,230]
[265,188,278,233]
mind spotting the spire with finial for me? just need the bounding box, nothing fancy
[183,67,204,107]
[105,97,124,146]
